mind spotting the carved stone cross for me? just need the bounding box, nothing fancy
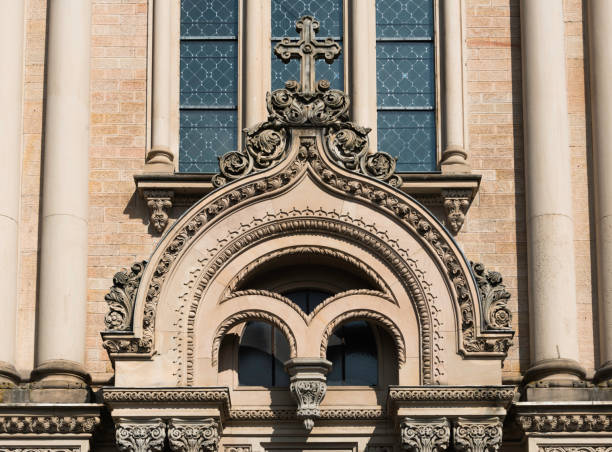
[274,16,341,93]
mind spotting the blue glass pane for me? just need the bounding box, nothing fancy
[376,0,433,39]
[377,111,436,172]
[272,0,342,38]
[238,322,289,387]
[179,110,237,173]
[180,41,238,107]
[181,0,238,37]
[377,42,434,108]
[271,47,344,90]
[327,321,378,386]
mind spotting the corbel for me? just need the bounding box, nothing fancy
[441,188,472,235]
[143,189,174,233]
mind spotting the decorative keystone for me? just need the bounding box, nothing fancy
[400,418,450,452]
[453,418,503,452]
[144,189,173,233]
[284,357,332,431]
[168,418,220,452]
[115,418,166,452]
[441,189,471,235]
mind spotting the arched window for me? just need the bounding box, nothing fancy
[326,320,378,386]
[238,321,290,387]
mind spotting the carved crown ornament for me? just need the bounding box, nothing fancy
[101,16,513,366]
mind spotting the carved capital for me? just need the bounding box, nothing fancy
[285,358,332,431]
[115,419,166,452]
[400,418,450,452]
[168,419,220,452]
[453,418,503,452]
[441,189,471,234]
[144,190,173,233]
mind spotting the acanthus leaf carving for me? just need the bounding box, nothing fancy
[517,414,612,433]
[453,418,503,452]
[168,419,220,452]
[104,260,147,331]
[285,358,332,431]
[115,419,166,452]
[471,262,512,331]
[0,416,100,434]
[400,418,450,452]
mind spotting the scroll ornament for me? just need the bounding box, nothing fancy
[104,261,147,331]
[168,419,220,452]
[470,262,512,330]
[454,419,503,452]
[115,419,166,452]
[400,418,450,452]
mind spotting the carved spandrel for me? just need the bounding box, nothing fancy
[274,15,341,93]
[453,418,503,452]
[400,418,450,452]
[168,419,220,452]
[115,419,166,452]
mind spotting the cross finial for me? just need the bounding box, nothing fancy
[274,16,342,93]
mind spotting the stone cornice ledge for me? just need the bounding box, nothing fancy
[101,387,231,419]
[0,404,102,435]
[388,386,517,422]
[514,401,612,434]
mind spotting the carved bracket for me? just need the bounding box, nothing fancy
[284,358,332,431]
[115,419,166,452]
[168,419,220,452]
[144,190,173,233]
[400,418,450,452]
[454,418,503,452]
[104,260,147,331]
[441,189,471,235]
[470,262,513,331]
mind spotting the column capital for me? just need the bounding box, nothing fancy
[453,418,503,452]
[400,418,450,452]
[168,418,220,452]
[115,418,166,452]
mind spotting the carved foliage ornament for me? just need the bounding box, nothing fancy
[144,190,173,233]
[517,415,612,432]
[400,418,450,452]
[454,419,503,452]
[115,419,166,452]
[104,261,147,331]
[0,416,100,434]
[290,380,327,430]
[470,262,512,330]
[442,190,471,235]
[168,419,219,452]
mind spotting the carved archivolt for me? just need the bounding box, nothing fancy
[320,309,407,366]
[211,310,297,367]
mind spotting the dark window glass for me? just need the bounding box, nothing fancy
[179,0,238,172]
[271,0,344,90]
[284,289,330,314]
[376,0,436,172]
[326,320,378,386]
[238,321,290,387]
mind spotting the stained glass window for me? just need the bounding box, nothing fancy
[376,0,437,172]
[271,0,344,90]
[179,0,239,172]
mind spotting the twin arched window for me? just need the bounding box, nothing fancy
[237,290,379,387]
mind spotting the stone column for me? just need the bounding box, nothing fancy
[520,0,585,384]
[146,0,174,172]
[242,0,270,131]
[588,0,612,385]
[348,0,378,152]
[33,0,92,388]
[0,0,25,385]
[440,0,469,173]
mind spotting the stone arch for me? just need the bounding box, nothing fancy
[211,309,297,368]
[319,309,407,367]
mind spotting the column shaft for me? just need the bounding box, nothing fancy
[146,0,174,171]
[34,0,92,385]
[520,0,584,383]
[588,0,612,384]
[348,0,378,152]
[242,0,271,131]
[0,0,25,385]
[440,0,469,173]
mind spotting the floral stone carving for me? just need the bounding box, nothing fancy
[115,419,166,452]
[104,260,147,331]
[470,262,512,330]
[168,419,220,452]
[453,418,503,452]
[400,418,450,452]
[285,358,332,431]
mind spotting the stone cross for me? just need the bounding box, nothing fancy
[274,16,341,93]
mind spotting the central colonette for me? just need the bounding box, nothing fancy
[100,16,514,452]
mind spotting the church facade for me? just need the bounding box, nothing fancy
[1,1,611,452]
